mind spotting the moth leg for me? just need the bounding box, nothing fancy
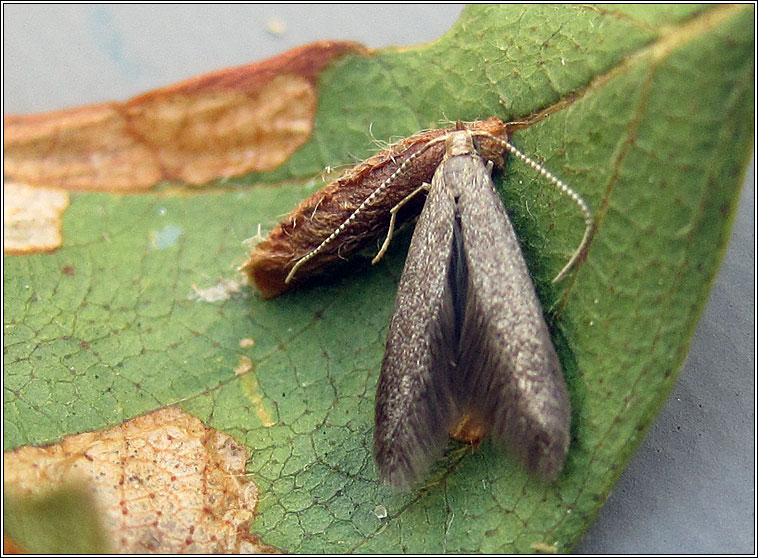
[371,182,431,264]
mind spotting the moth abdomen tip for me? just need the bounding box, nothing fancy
[449,412,490,444]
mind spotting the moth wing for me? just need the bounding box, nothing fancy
[457,156,571,480]
[373,171,460,490]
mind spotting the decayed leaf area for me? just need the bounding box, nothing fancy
[3,182,69,255]
[3,41,366,193]
[2,41,364,255]
[3,407,279,554]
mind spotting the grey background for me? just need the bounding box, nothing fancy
[3,4,754,553]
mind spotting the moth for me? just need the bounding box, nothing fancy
[245,119,592,490]
[373,126,589,490]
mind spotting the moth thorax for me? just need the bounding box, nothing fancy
[444,130,476,158]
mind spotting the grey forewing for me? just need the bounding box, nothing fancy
[455,153,570,480]
[374,134,571,489]
[373,163,460,490]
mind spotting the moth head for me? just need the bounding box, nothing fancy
[444,129,476,158]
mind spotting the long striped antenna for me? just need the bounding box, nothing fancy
[472,132,593,283]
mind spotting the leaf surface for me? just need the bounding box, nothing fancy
[3,4,753,553]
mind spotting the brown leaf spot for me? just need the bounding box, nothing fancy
[4,182,69,255]
[4,407,280,554]
[4,103,163,191]
[4,41,367,192]
[124,73,316,185]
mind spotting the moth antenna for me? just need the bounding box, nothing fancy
[284,134,449,284]
[473,132,593,283]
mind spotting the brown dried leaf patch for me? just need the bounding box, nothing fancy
[4,407,279,554]
[4,181,69,255]
[4,41,368,192]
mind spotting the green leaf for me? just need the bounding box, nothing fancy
[4,486,111,553]
[4,4,753,553]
